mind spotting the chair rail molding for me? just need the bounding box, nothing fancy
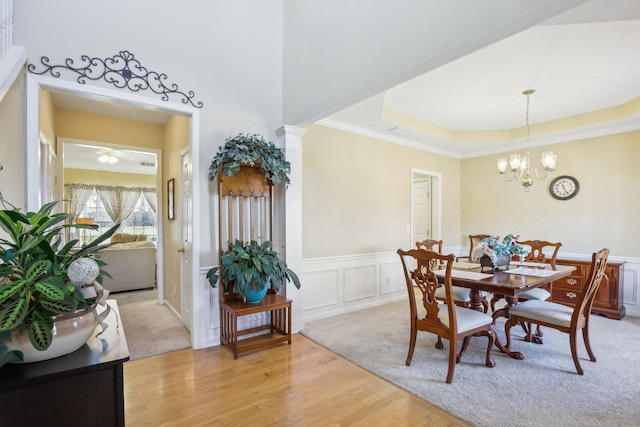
[300,251,640,321]
[199,250,639,349]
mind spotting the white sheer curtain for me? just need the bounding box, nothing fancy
[142,187,157,214]
[64,183,95,224]
[95,185,142,228]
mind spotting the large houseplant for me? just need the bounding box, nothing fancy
[208,133,291,185]
[207,239,300,303]
[0,195,119,368]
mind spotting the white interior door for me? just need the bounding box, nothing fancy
[180,151,193,332]
[40,141,57,207]
[412,177,431,245]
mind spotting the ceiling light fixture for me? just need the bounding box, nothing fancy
[497,89,557,191]
[98,154,118,164]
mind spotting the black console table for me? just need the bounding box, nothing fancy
[0,300,129,427]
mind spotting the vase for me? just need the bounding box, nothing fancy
[3,305,99,363]
[242,281,269,304]
[479,254,511,272]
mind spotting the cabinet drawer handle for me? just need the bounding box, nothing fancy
[566,278,577,286]
[566,291,577,299]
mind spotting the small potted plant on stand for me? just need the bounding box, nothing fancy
[0,180,119,368]
[207,239,300,303]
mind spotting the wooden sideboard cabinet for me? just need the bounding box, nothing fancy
[550,258,625,319]
[0,301,129,426]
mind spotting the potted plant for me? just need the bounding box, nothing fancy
[0,193,119,368]
[208,133,291,185]
[206,239,300,303]
[472,233,528,271]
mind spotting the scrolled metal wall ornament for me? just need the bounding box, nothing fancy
[28,50,203,108]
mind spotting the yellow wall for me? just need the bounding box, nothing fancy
[302,124,462,258]
[55,108,164,149]
[0,74,26,208]
[461,131,640,257]
[162,115,190,310]
[39,90,56,150]
[64,168,156,187]
[303,126,640,260]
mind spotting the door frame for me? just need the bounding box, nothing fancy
[410,168,441,246]
[25,73,203,347]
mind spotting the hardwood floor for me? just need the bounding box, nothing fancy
[124,334,470,426]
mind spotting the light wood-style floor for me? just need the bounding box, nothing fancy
[124,334,470,426]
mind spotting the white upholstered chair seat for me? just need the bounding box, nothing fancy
[435,286,470,302]
[508,299,573,328]
[438,304,494,333]
[518,287,551,301]
[434,286,488,303]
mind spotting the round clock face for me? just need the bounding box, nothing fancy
[549,175,580,200]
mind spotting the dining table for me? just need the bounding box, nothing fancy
[435,261,575,359]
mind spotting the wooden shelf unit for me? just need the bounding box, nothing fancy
[217,165,292,358]
[220,293,291,358]
[550,258,625,320]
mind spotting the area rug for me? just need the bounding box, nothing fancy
[300,300,640,427]
[110,289,191,360]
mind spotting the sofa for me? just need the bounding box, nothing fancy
[109,233,149,243]
[98,234,156,293]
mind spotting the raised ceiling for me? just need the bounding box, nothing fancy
[52,0,640,164]
[323,0,640,158]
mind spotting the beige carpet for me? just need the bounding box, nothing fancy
[300,300,640,427]
[110,289,191,360]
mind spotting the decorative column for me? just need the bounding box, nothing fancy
[275,125,306,332]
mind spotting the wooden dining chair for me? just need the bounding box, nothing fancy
[504,248,609,375]
[416,239,443,267]
[398,248,496,383]
[416,239,489,313]
[455,234,491,262]
[489,239,563,313]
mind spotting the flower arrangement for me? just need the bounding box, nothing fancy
[472,233,528,264]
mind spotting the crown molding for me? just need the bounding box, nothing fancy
[316,118,640,160]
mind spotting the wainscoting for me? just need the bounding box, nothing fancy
[300,250,640,321]
[197,249,639,349]
[301,252,406,322]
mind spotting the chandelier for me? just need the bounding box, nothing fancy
[497,89,556,191]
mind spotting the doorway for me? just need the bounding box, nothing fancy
[411,168,441,246]
[25,74,203,348]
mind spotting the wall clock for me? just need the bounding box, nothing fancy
[549,175,580,200]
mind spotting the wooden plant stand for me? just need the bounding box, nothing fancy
[220,293,292,359]
[217,164,292,357]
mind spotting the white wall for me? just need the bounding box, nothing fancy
[13,0,284,269]
[282,0,588,126]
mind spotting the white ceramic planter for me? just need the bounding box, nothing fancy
[4,306,99,363]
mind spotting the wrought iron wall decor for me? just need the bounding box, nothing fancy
[28,50,203,108]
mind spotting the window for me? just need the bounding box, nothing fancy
[77,189,158,244]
